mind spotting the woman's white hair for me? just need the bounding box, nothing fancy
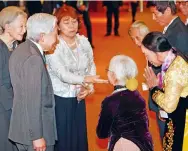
[27,13,57,42]
[109,55,138,85]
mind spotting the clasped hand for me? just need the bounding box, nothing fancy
[143,67,159,89]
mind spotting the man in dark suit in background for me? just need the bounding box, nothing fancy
[0,0,20,11]
[178,0,188,27]
[128,21,165,141]
[103,1,123,36]
[26,1,42,16]
[0,1,5,11]
[42,1,63,14]
[67,1,94,48]
[147,0,188,60]
[130,1,139,23]
[8,13,58,151]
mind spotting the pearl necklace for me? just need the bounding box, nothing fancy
[67,41,76,47]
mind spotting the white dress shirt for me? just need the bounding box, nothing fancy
[185,18,188,26]
[163,16,178,34]
[46,34,96,98]
[30,39,44,56]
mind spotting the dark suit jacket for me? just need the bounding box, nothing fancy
[0,1,5,11]
[66,1,89,13]
[165,17,188,61]
[8,39,57,145]
[97,90,153,151]
[26,1,42,16]
[6,1,20,6]
[0,1,20,11]
[0,40,13,113]
[102,1,123,9]
[42,1,63,14]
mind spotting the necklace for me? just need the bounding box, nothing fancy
[67,41,76,47]
[61,36,79,62]
[61,35,76,47]
[0,37,15,51]
[7,42,14,51]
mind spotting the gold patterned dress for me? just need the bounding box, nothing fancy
[151,56,188,151]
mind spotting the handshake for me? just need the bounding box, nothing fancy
[77,75,108,101]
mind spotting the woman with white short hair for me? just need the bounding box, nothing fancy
[97,55,153,151]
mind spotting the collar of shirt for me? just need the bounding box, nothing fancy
[30,39,44,56]
[163,16,178,34]
[185,18,188,25]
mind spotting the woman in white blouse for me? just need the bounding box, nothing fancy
[46,5,107,151]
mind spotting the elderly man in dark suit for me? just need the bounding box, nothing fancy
[147,0,188,60]
[9,13,58,151]
[128,21,165,141]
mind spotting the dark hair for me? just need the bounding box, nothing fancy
[147,0,177,15]
[142,31,172,53]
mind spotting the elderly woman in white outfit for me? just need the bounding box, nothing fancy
[46,5,107,151]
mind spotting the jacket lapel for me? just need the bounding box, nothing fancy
[165,17,180,36]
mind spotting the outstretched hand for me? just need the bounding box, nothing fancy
[84,75,108,84]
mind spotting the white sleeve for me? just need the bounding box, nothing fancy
[47,49,84,85]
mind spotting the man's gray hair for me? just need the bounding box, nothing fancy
[27,13,57,42]
[128,20,150,38]
[109,55,138,85]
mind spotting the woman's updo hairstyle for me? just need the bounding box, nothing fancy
[142,31,172,53]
